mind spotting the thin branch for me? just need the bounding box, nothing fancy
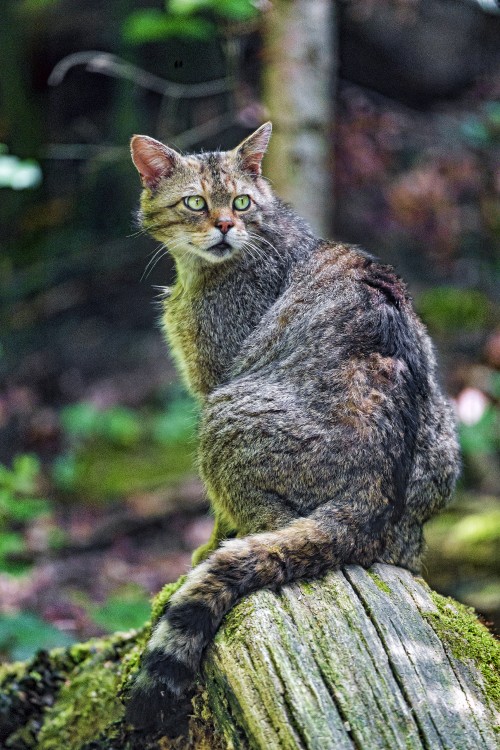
[48,51,232,99]
[43,111,237,160]
[42,144,126,160]
[169,112,236,150]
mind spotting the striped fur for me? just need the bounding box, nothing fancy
[126,125,460,731]
[126,520,335,728]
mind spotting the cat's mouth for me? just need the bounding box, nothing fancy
[209,241,233,257]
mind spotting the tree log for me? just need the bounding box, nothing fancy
[1,564,499,749]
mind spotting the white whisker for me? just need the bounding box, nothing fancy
[141,243,166,281]
[141,238,185,280]
[127,221,164,239]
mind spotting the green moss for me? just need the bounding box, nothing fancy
[199,660,252,750]
[298,581,317,595]
[36,634,137,750]
[367,570,392,594]
[37,660,124,750]
[118,576,186,695]
[425,591,500,715]
[51,632,136,674]
[115,633,148,699]
[0,658,24,684]
[150,576,186,623]
[219,597,255,645]
[0,633,137,750]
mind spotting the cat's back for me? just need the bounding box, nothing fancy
[296,240,412,315]
[231,240,429,381]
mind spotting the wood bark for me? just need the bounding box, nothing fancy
[262,0,335,237]
[1,564,499,749]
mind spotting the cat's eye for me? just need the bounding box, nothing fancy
[233,194,251,211]
[184,195,207,211]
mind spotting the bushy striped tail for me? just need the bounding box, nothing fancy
[125,516,344,731]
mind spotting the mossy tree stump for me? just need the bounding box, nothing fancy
[1,564,499,749]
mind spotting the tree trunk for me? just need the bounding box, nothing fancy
[262,0,335,237]
[1,564,499,749]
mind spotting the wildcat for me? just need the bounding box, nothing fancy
[126,122,460,731]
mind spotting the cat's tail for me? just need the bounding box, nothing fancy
[125,513,379,731]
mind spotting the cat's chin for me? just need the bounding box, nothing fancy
[208,241,233,257]
[177,242,238,265]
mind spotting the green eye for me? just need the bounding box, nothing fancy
[184,195,206,211]
[233,194,251,211]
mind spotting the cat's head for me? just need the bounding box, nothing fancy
[130,123,273,265]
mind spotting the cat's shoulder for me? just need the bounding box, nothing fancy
[306,240,411,311]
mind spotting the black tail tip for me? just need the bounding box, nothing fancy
[124,679,192,737]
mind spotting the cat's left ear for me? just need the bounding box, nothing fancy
[233,121,272,176]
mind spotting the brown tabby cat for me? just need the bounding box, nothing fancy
[126,123,460,732]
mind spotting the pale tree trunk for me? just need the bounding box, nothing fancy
[1,564,499,749]
[262,0,335,237]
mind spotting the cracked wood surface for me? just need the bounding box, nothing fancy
[0,564,498,749]
[204,565,499,750]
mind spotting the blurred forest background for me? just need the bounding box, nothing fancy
[0,0,499,663]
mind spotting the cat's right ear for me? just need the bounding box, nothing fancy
[233,121,272,176]
[130,135,180,190]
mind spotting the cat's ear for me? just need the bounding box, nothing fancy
[233,121,272,176]
[130,135,180,189]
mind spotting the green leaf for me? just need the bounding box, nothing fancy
[459,407,498,455]
[0,612,74,662]
[98,407,143,447]
[168,0,213,14]
[7,497,51,522]
[51,453,79,491]
[152,397,198,444]
[90,589,151,632]
[60,402,101,439]
[123,9,215,44]
[0,488,13,518]
[213,0,259,21]
[169,0,259,20]
[12,454,41,494]
[48,525,68,550]
[0,531,30,574]
[13,453,40,478]
[460,117,490,147]
[0,466,14,491]
[61,404,142,446]
[0,531,25,557]
[0,454,40,495]
[450,510,500,547]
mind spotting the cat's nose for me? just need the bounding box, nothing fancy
[216,218,234,235]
